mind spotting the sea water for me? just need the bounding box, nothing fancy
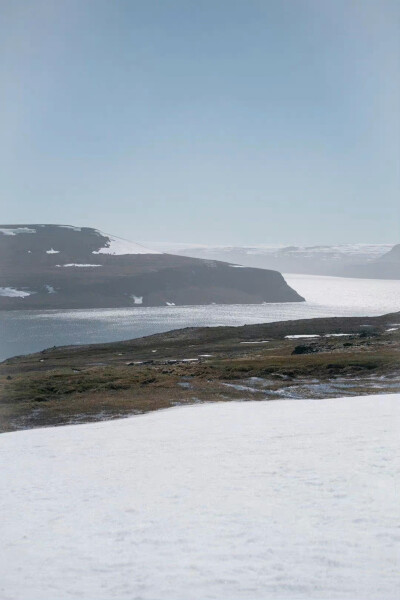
[1,274,399,361]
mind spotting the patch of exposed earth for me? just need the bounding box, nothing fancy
[1,312,399,432]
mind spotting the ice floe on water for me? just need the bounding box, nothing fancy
[131,295,143,304]
[0,227,36,235]
[0,287,32,298]
[46,248,60,254]
[0,394,398,600]
[45,285,56,294]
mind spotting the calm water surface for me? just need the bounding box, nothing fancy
[1,274,399,361]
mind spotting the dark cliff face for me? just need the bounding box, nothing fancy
[0,224,304,309]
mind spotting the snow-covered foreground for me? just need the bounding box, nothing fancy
[1,395,399,600]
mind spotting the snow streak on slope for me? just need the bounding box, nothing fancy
[0,395,399,600]
[0,227,37,235]
[55,263,102,268]
[0,287,32,297]
[93,232,161,255]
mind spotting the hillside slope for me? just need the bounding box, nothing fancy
[345,244,400,279]
[2,310,399,432]
[0,225,303,309]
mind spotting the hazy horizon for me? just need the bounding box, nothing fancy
[2,0,399,244]
[0,221,396,248]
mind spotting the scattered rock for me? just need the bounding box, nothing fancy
[291,345,318,355]
[359,330,379,338]
[140,377,156,386]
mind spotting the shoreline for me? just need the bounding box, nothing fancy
[1,311,399,433]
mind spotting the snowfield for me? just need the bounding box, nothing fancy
[0,395,399,600]
[143,242,393,258]
[144,242,392,260]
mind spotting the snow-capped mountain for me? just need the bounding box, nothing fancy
[144,243,397,278]
[0,225,304,309]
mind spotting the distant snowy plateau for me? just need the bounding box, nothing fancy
[0,394,398,600]
[147,242,400,279]
[0,225,303,309]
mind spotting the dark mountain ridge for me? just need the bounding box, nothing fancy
[0,224,304,309]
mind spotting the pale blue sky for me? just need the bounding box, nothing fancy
[1,0,399,244]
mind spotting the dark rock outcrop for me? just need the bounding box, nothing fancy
[291,344,318,355]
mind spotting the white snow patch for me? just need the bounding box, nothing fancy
[0,287,32,298]
[57,225,82,232]
[46,248,60,254]
[0,227,36,235]
[93,233,161,256]
[0,394,398,600]
[285,334,320,339]
[240,340,269,344]
[229,264,246,268]
[55,264,102,268]
[386,327,398,332]
[131,295,143,304]
[324,333,352,337]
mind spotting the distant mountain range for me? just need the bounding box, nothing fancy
[144,243,400,279]
[0,225,304,309]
